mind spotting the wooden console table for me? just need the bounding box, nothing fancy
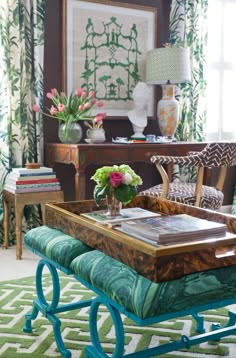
[45,142,207,200]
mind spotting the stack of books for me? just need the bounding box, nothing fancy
[117,214,227,246]
[4,167,61,194]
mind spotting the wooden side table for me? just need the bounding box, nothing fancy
[2,189,64,260]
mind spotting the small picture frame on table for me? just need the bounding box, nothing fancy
[231,184,236,215]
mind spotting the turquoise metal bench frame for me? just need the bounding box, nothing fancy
[23,249,236,358]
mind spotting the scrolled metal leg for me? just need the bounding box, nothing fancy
[192,313,205,333]
[23,306,39,333]
[23,259,71,358]
[212,310,236,333]
[89,296,125,358]
[35,259,60,313]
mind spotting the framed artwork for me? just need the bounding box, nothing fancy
[232,184,236,216]
[62,0,157,118]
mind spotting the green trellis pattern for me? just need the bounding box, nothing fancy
[81,16,142,101]
[0,0,45,244]
[169,0,208,183]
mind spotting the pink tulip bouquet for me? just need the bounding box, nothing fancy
[91,164,143,205]
[33,88,106,127]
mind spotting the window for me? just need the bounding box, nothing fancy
[206,0,236,140]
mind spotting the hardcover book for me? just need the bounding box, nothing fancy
[4,184,61,194]
[5,182,60,189]
[80,207,161,224]
[8,172,56,179]
[6,178,59,185]
[117,214,227,246]
[12,166,53,174]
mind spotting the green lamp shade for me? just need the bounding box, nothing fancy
[146,47,191,85]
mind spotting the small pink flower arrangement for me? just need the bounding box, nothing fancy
[84,112,107,129]
[33,88,106,127]
[91,165,143,205]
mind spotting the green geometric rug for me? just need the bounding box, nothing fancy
[0,272,236,358]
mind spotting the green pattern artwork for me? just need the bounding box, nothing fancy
[80,16,142,101]
[0,0,45,244]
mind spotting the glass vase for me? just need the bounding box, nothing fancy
[106,188,122,217]
[58,122,82,144]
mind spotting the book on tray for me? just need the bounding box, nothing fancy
[80,207,161,224]
[116,214,227,246]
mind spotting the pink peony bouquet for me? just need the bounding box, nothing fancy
[33,88,106,126]
[91,164,143,205]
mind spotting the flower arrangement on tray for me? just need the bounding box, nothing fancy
[91,164,143,206]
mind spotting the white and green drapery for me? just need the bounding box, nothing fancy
[0,0,45,245]
[169,0,208,182]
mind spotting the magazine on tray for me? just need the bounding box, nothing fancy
[80,207,161,224]
[116,214,227,246]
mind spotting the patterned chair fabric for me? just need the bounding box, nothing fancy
[140,142,236,210]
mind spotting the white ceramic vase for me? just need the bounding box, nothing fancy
[87,128,106,143]
[157,84,179,138]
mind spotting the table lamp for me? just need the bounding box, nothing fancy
[146,47,191,138]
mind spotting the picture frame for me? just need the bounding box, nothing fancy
[62,0,157,118]
[232,184,236,216]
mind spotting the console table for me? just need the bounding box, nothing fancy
[45,142,207,200]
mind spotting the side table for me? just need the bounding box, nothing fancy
[2,189,64,260]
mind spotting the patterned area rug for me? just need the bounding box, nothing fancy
[0,272,236,358]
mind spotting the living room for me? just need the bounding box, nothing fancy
[1,1,236,357]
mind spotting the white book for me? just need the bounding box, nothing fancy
[7,173,56,180]
[4,183,61,194]
[4,182,60,189]
[12,166,53,174]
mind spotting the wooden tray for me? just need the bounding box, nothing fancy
[45,196,236,283]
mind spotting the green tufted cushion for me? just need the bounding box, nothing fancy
[71,250,236,320]
[24,226,93,269]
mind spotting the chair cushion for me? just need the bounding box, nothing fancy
[70,250,236,320]
[24,226,93,269]
[140,183,224,210]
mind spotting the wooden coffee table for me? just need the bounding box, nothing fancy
[44,195,236,282]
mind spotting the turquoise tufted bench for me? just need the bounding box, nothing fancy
[24,226,236,358]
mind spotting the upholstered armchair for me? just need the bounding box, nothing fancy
[140,142,236,210]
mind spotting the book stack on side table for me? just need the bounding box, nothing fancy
[4,167,61,193]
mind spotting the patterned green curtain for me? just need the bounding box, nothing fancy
[0,0,45,244]
[169,0,208,142]
[169,0,208,183]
